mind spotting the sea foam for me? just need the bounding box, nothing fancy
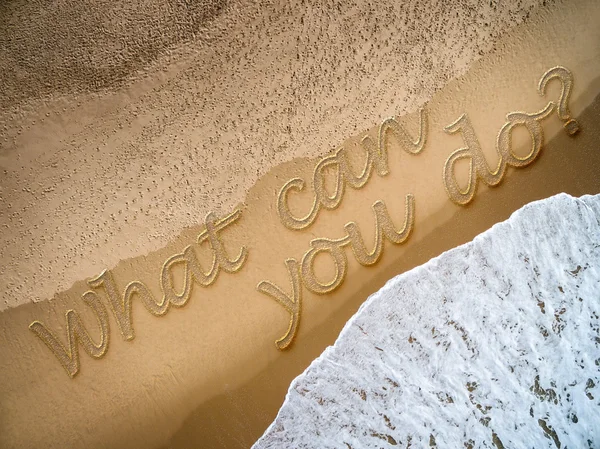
[254,193,600,448]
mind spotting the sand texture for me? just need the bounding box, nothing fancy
[0,0,558,312]
[0,0,599,448]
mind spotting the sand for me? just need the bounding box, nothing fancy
[1,0,599,448]
[0,0,555,312]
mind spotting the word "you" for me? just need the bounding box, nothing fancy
[262,109,429,349]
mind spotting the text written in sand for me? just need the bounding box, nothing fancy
[261,66,580,349]
[29,67,580,376]
[29,210,247,378]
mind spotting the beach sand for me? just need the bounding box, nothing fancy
[0,0,599,447]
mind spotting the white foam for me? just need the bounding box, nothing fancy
[254,193,600,448]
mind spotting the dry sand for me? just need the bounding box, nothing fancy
[0,0,555,311]
[1,0,599,448]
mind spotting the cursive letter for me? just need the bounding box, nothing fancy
[257,259,302,350]
[345,195,415,266]
[301,236,350,294]
[197,209,247,274]
[443,113,505,205]
[29,291,110,378]
[88,270,168,340]
[497,103,554,168]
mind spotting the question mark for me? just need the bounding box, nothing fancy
[538,66,580,136]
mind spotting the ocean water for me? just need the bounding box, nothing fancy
[254,193,600,449]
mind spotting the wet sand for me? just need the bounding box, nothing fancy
[165,88,600,448]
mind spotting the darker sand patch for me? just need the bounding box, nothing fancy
[0,0,228,110]
[163,85,600,449]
